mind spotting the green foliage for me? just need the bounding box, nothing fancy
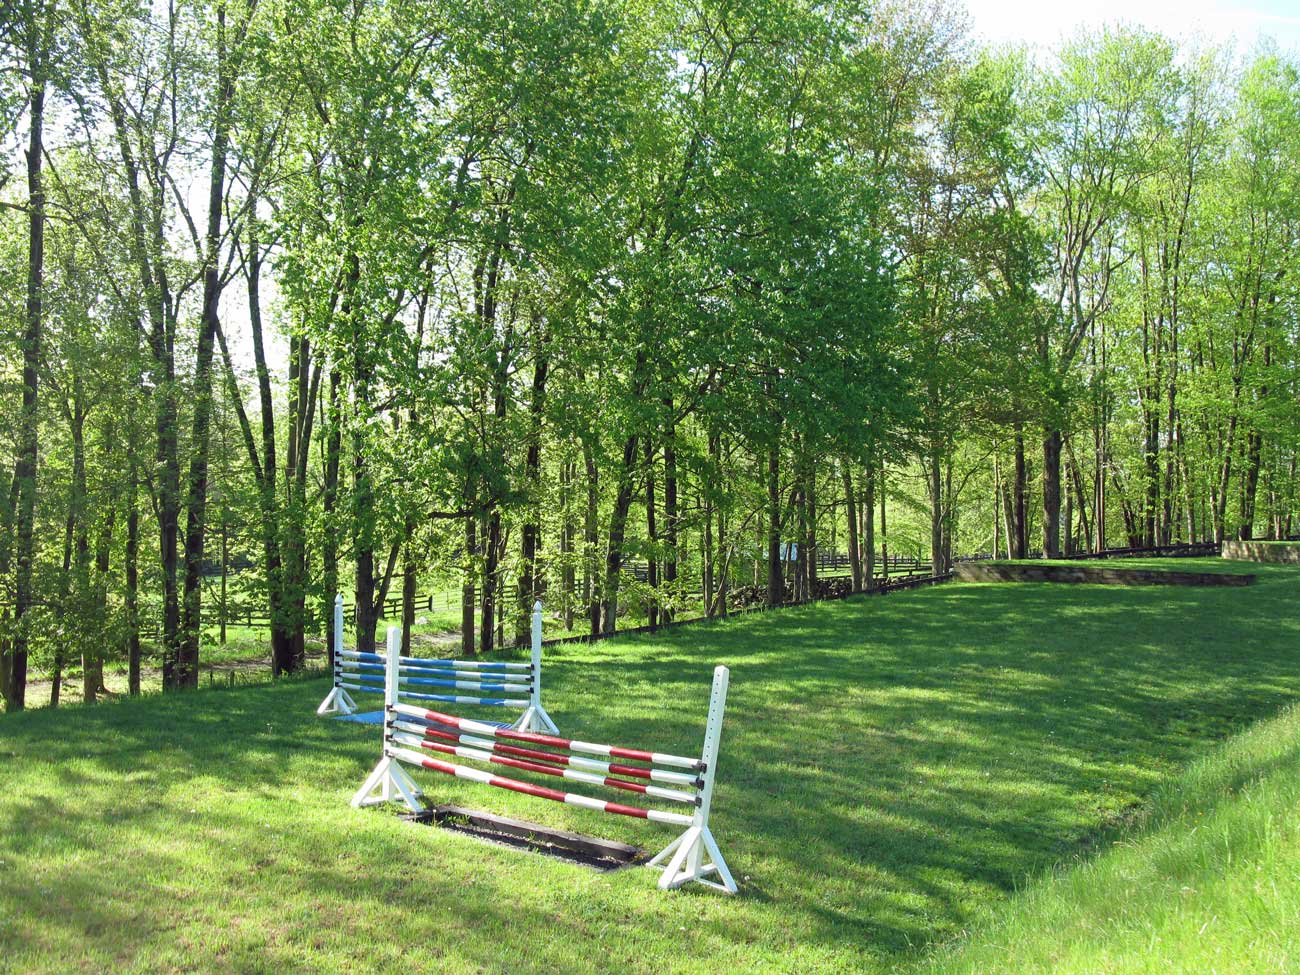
[0,0,1297,704]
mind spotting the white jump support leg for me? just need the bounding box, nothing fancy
[513,600,560,735]
[649,665,737,893]
[352,625,425,811]
[318,594,359,716]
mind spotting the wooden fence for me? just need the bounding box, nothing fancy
[175,544,1224,633]
[205,552,943,631]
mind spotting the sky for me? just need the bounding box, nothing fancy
[964,0,1300,51]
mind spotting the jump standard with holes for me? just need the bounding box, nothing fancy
[330,597,738,893]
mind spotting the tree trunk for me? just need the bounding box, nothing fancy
[1240,429,1263,540]
[602,434,639,634]
[929,444,944,574]
[178,3,239,688]
[561,460,576,631]
[1042,428,1062,558]
[879,462,889,580]
[766,440,783,607]
[943,455,954,568]
[705,431,721,615]
[516,340,548,644]
[864,461,876,589]
[495,535,506,648]
[0,471,16,705]
[583,440,600,636]
[1000,481,1015,560]
[842,462,861,592]
[645,439,659,629]
[126,461,141,696]
[461,515,476,656]
[1064,484,1074,556]
[1163,320,1180,544]
[715,476,729,616]
[401,529,417,656]
[793,476,807,602]
[9,40,47,711]
[86,20,182,693]
[281,333,318,674]
[993,452,1002,559]
[662,405,678,624]
[1012,422,1027,559]
[89,493,115,702]
[54,481,74,709]
[257,261,287,671]
[71,408,94,703]
[805,459,817,596]
[1213,411,1239,545]
[480,509,500,652]
[1143,406,1160,548]
[1066,441,1092,551]
[353,460,378,652]
[321,368,342,645]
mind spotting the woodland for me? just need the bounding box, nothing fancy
[1,0,1297,709]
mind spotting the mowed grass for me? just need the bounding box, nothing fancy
[1,560,1297,974]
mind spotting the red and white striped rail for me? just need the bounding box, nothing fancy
[387,726,701,804]
[316,596,559,735]
[352,624,737,894]
[391,704,703,770]
[388,719,702,788]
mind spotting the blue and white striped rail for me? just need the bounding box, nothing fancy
[351,624,737,894]
[316,596,559,735]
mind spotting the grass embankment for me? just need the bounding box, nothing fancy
[923,699,1300,973]
[1,559,1297,974]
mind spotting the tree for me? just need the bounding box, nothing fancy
[1028,28,1175,557]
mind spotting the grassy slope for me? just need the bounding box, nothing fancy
[921,701,1300,974]
[1,560,1297,974]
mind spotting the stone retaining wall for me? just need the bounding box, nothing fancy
[955,562,1255,587]
[1222,541,1300,565]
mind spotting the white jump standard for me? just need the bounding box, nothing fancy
[316,595,357,717]
[317,596,558,735]
[351,625,737,893]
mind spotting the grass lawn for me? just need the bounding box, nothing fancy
[1,559,1297,974]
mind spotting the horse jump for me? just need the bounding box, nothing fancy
[351,625,736,893]
[318,596,558,735]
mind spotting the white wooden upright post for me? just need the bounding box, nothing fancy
[316,593,357,716]
[514,600,560,734]
[648,665,737,893]
[351,625,422,810]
